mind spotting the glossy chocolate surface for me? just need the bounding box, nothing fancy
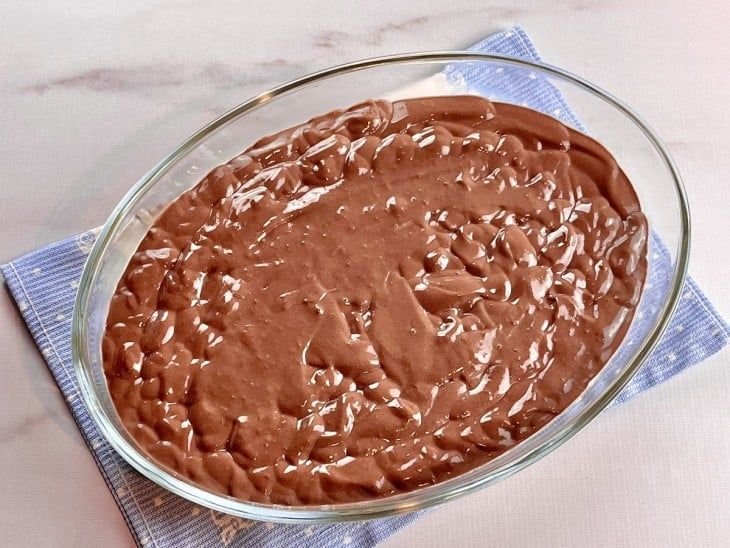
[103,96,647,504]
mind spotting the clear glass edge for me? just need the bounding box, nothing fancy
[71,51,691,524]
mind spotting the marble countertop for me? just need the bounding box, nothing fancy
[1,1,729,546]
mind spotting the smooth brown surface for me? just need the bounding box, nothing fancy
[103,95,647,505]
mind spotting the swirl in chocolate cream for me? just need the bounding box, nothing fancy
[103,96,647,505]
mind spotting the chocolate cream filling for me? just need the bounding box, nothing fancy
[103,96,648,505]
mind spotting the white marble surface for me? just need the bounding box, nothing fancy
[1,1,729,546]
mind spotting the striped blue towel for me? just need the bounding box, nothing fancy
[1,27,727,548]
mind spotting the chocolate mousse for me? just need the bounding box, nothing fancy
[103,96,648,505]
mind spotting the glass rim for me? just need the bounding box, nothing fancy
[72,51,691,523]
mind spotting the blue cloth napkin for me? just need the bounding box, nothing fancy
[2,27,728,548]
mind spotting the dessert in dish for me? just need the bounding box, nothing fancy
[103,95,647,505]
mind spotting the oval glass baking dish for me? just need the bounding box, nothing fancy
[72,52,690,523]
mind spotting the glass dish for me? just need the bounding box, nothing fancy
[72,52,690,523]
